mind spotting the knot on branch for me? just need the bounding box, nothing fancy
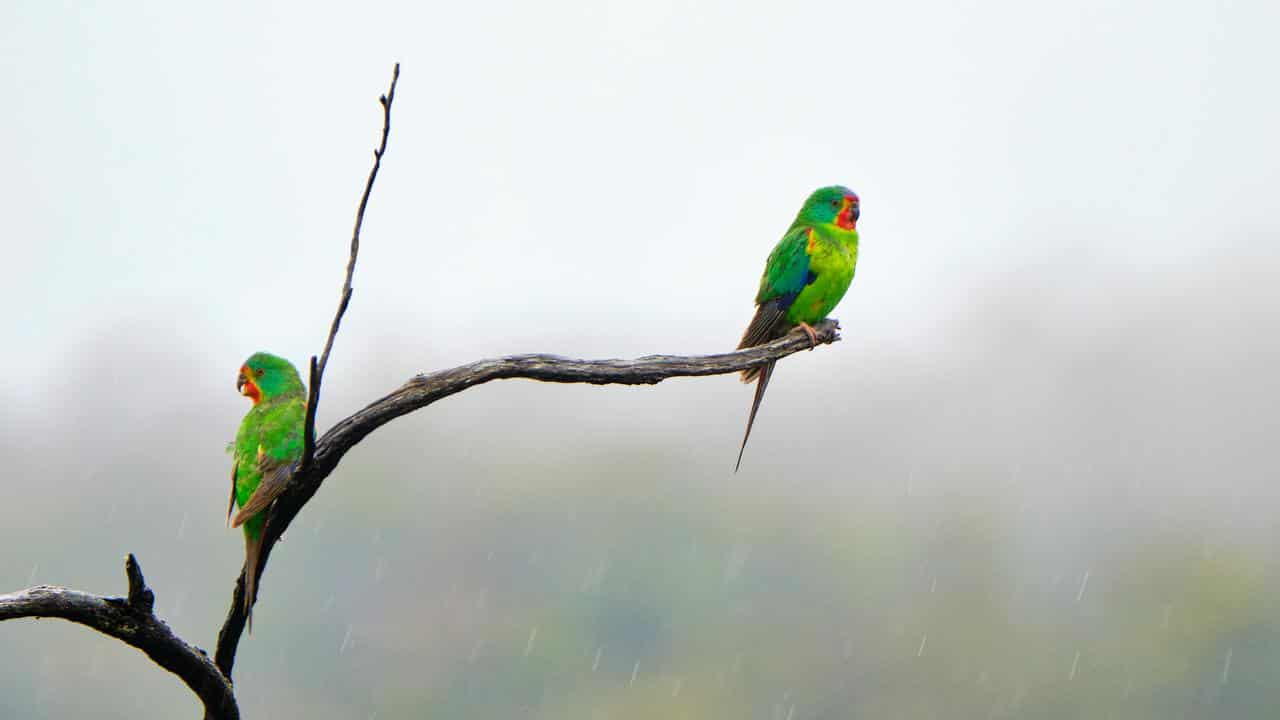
[124,553,155,612]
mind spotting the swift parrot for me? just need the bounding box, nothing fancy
[735,186,860,471]
[229,351,305,626]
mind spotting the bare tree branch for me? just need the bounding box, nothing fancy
[314,319,843,484]
[0,555,238,720]
[315,61,400,392]
[213,319,841,678]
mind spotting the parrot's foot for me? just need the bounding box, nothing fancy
[795,322,819,349]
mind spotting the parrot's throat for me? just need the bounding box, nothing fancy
[242,379,263,405]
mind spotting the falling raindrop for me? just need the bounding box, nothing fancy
[26,563,38,585]
[785,705,795,720]
[671,677,683,697]
[723,542,750,583]
[917,634,928,658]
[374,557,386,583]
[176,511,189,540]
[1221,647,1233,685]
[929,577,937,594]
[1075,570,1090,603]
[1068,651,1080,681]
[630,661,640,687]
[340,624,353,654]
[592,646,603,672]
[524,626,538,658]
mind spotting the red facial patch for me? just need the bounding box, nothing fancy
[240,366,262,404]
[835,196,858,231]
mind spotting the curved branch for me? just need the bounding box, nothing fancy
[0,555,238,720]
[214,320,841,677]
[314,319,842,479]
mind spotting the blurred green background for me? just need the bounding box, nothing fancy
[3,0,1279,717]
[3,254,1277,718]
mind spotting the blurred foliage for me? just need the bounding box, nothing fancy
[4,443,1278,718]
[300,468,1276,719]
[3,252,1278,717]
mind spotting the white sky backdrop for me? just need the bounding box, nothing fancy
[5,0,1275,397]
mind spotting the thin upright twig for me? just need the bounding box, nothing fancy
[316,62,400,385]
[301,63,399,475]
[218,61,401,680]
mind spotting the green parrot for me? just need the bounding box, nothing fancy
[229,351,306,625]
[735,186,860,471]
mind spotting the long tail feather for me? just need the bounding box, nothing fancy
[735,360,775,472]
[243,532,263,633]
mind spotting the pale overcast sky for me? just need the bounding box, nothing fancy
[4,0,1275,402]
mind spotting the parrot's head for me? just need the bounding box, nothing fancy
[797,186,859,231]
[237,352,305,405]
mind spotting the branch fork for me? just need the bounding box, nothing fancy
[0,555,238,720]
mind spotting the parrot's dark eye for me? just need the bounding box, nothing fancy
[830,200,839,208]
[255,367,265,377]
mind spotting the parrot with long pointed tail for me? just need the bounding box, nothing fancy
[229,351,305,627]
[735,186,860,471]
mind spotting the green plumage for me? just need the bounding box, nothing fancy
[230,352,305,625]
[735,186,861,470]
